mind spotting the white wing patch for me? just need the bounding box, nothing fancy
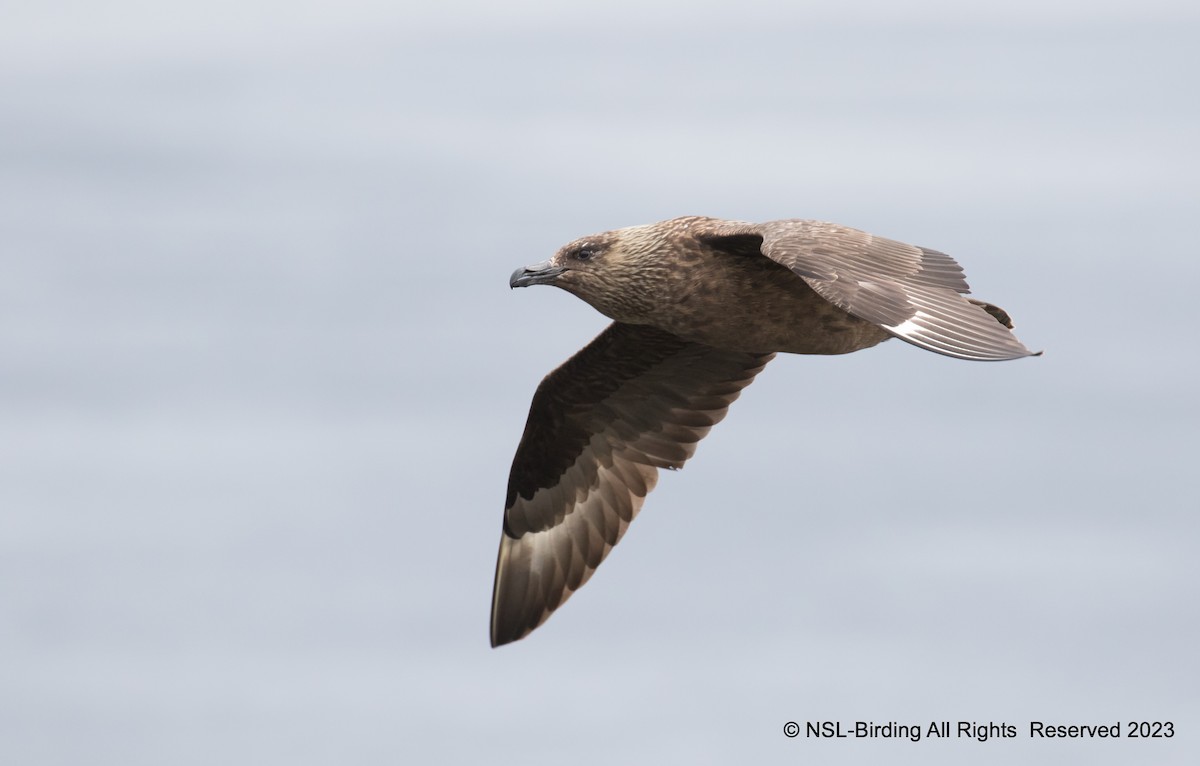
[884,313,930,340]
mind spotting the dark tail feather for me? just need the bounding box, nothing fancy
[969,299,1014,329]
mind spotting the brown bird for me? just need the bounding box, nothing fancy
[491,216,1037,647]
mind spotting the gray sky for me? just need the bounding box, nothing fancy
[2,2,1197,764]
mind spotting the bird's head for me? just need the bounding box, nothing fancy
[509,221,691,323]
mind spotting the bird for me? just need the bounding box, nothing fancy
[491,215,1038,647]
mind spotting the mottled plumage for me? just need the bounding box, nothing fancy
[492,216,1037,646]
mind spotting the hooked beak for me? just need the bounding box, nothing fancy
[509,260,566,289]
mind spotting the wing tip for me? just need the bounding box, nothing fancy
[489,585,533,648]
[490,533,529,648]
[489,628,518,649]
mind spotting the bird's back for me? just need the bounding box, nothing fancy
[640,238,892,355]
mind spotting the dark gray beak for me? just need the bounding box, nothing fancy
[509,260,565,289]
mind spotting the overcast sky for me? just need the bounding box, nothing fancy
[2,2,1197,764]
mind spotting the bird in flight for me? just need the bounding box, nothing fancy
[491,216,1038,647]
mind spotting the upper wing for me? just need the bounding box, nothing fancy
[693,219,1038,361]
[491,322,773,646]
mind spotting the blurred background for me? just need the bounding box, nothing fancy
[1,1,1196,763]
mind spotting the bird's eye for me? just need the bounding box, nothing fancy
[572,244,600,261]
